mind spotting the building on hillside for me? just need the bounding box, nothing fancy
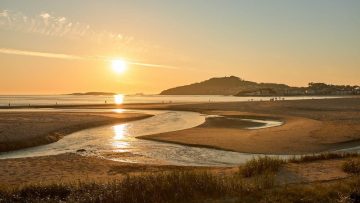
[235,88,277,96]
[354,87,360,95]
[335,89,353,95]
[284,88,306,96]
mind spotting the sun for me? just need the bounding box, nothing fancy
[111,59,127,74]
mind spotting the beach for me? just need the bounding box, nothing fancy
[0,153,211,186]
[1,97,360,154]
[0,112,151,152]
[0,97,359,186]
[0,152,354,187]
[140,97,360,154]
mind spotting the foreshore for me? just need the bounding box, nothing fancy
[1,97,360,154]
[0,97,359,188]
[140,97,360,154]
[0,112,151,152]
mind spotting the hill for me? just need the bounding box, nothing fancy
[160,76,290,95]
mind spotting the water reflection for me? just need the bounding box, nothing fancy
[114,94,124,104]
[112,108,126,113]
[113,124,126,140]
[112,124,130,150]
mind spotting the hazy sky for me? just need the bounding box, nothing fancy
[1,0,359,94]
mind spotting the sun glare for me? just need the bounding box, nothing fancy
[114,94,124,104]
[111,59,127,74]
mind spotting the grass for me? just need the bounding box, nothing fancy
[262,177,360,203]
[1,153,360,202]
[240,156,285,177]
[343,158,360,174]
[0,171,263,203]
[289,152,360,163]
[1,173,359,203]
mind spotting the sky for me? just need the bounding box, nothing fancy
[0,0,359,94]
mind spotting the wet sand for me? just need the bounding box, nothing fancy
[0,98,359,187]
[141,97,360,154]
[0,112,151,152]
[1,97,359,154]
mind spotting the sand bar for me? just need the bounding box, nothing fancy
[0,112,151,152]
[140,97,360,154]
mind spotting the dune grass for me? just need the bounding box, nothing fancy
[0,171,265,203]
[289,152,359,163]
[343,158,360,174]
[240,156,285,177]
[1,153,360,202]
[1,172,359,203]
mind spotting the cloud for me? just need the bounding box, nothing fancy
[0,10,8,17]
[58,17,66,23]
[128,61,178,70]
[0,9,190,70]
[0,48,83,60]
[40,12,50,19]
[0,48,179,70]
[0,9,132,43]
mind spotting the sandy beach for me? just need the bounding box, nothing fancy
[0,152,352,187]
[0,112,151,152]
[140,97,360,154]
[0,97,359,187]
[0,153,211,186]
[1,97,359,154]
[0,97,358,203]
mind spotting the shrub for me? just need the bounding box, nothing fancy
[343,158,360,174]
[289,152,359,163]
[240,156,285,178]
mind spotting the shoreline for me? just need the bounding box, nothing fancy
[140,97,360,154]
[0,97,359,189]
[1,97,359,155]
[1,95,358,109]
[0,112,152,152]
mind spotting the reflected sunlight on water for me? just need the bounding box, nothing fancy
[113,109,126,113]
[113,124,126,140]
[114,94,124,104]
[112,124,130,150]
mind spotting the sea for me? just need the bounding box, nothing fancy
[0,94,344,107]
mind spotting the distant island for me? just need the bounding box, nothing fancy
[160,76,360,96]
[68,92,116,96]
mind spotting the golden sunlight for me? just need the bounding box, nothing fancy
[114,94,124,104]
[111,59,127,74]
[113,124,126,140]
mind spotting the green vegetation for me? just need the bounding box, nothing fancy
[239,156,285,177]
[343,158,360,174]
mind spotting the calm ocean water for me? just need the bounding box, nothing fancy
[0,94,343,107]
